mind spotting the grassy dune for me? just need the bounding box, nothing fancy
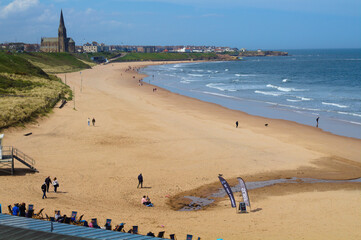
[0,52,49,78]
[16,52,91,74]
[0,53,71,129]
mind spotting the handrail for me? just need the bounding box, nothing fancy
[1,146,36,167]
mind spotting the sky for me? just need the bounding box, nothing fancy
[0,0,360,49]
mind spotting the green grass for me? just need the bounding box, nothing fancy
[0,73,71,129]
[15,52,91,74]
[0,75,44,94]
[0,52,72,129]
[0,52,49,78]
[115,52,218,62]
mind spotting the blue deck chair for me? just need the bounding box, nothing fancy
[186,234,193,240]
[105,219,112,230]
[132,225,138,234]
[169,234,176,240]
[70,211,77,221]
[26,204,34,218]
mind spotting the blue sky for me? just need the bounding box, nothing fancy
[0,0,360,49]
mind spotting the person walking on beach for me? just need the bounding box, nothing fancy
[137,173,143,188]
[235,121,238,128]
[45,176,51,192]
[87,118,90,126]
[92,118,96,126]
[53,177,59,193]
[41,182,47,199]
[316,117,320,128]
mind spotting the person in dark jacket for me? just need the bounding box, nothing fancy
[19,203,26,217]
[45,176,51,192]
[137,173,143,188]
[41,182,47,199]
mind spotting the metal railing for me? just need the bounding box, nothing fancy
[12,147,36,167]
[1,146,36,168]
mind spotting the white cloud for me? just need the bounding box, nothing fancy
[0,0,39,18]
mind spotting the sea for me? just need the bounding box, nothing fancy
[141,49,361,139]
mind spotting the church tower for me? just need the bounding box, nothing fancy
[58,10,68,52]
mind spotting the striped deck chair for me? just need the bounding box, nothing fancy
[70,211,77,222]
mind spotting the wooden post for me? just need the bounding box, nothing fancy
[73,86,76,110]
[11,147,14,175]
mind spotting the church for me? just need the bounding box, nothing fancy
[40,10,75,53]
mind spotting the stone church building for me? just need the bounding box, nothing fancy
[40,10,75,53]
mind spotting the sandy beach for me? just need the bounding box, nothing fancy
[1,61,361,239]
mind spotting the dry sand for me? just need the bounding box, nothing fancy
[1,61,361,239]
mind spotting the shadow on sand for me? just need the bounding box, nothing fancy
[250,208,262,213]
[0,168,37,176]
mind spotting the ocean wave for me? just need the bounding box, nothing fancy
[206,83,237,92]
[282,78,289,83]
[235,74,256,77]
[188,74,204,77]
[225,69,229,71]
[255,90,283,96]
[191,69,204,72]
[295,96,312,101]
[180,80,190,84]
[267,84,305,92]
[322,102,349,108]
[337,112,361,118]
[287,99,301,102]
[336,119,361,125]
[201,91,237,99]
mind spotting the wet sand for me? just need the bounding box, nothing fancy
[1,61,360,239]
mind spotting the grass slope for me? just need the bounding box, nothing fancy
[0,53,71,129]
[115,52,218,62]
[0,52,49,78]
[16,52,91,74]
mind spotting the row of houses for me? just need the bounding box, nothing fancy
[1,42,240,54]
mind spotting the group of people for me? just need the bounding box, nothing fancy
[9,203,34,218]
[11,203,26,216]
[41,176,59,199]
[87,117,96,126]
[141,196,153,207]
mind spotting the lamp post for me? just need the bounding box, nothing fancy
[80,72,82,92]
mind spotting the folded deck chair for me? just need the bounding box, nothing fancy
[78,214,84,221]
[132,225,138,234]
[169,234,176,240]
[71,211,77,222]
[157,231,165,238]
[34,208,44,219]
[186,234,193,240]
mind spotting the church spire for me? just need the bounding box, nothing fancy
[59,9,65,28]
[58,9,67,52]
